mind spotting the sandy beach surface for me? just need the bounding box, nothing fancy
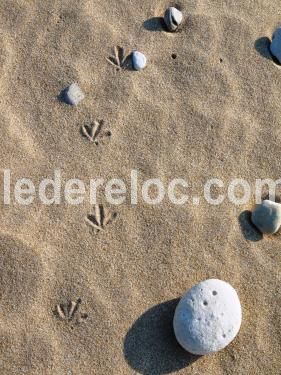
[0,0,280,374]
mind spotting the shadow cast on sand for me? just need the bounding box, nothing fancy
[57,88,70,104]
[239,210,263,242]
[122,54,134,71]
[255,37,281,65]
[143,17,166,32]
[123,299,200,375]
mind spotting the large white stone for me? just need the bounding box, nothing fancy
[270,28,281,64]
[132,51,147,71]
[251,200,281,234]
[65,83,85,105]
[164,7,183,32]
[173,279,242,355]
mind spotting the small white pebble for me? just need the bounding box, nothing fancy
[251,200,281,234]
[132,51,147,71]
[164,7,183,32]
[64,83,85,105]
[173,279,242,355]
[270,27,281,64]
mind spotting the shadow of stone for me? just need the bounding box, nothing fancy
[255,37,272,60]
[143,17,165,32]
[239,210,263,242]
[57,87,70,104]
[122,53,134,71]
[255,37,281,65]
[123,299,200,375]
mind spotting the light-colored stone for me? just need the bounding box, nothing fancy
[251,200,281,234]
[164,7,183,32]
[173,279,242,355]
[132,51,147,71]
[65,83,85,105]
[270,27,281,64]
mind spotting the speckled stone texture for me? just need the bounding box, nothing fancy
[64,83,85,105]
[173,279,242,355]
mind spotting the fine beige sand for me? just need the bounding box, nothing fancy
[0,1,281,374]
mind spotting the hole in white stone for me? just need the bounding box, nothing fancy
[203,300,208,306]
[222,334,226,338]
[212,291,217,296]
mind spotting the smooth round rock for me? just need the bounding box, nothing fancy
[164,7,183,32]
[64,83,85,105]
[173,279,242,355]
[132,51,147,71]
[251,200,281,234]
[270,28,281,64]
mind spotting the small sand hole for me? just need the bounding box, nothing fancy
[106,131,112,137]
[212,291,218,296]
[172,54,177,59]
[203,300,208,306]
[219,58,223,63]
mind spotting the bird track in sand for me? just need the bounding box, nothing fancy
[55,298,88,325]
[85,205,117,232]
[106,46,131,70]
[81,120,111,145]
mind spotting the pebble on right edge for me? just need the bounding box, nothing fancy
[270,27,281,64]
[251,200,281,234]
[164,7,183,32]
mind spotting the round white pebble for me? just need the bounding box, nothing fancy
[65,83,85,105]
[132,51,147,71]
[173,279,242,355]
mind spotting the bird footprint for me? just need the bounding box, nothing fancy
[107,46,130,70]
[85,205,117,232]
[55,298,88,325]
[81,120,111,145]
